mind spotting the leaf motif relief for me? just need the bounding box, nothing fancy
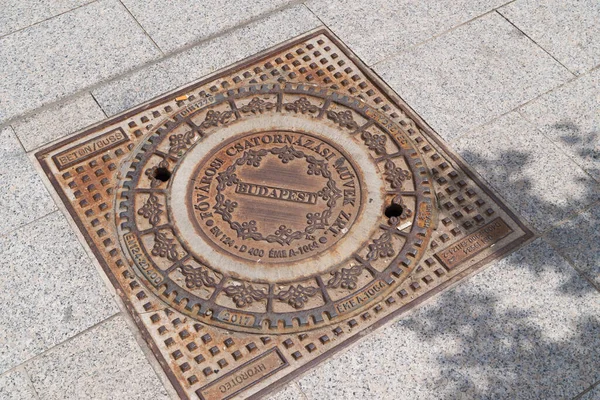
[283,97,319,114]
[179,264,217,289]
[239,97,276,114]
[168,130,195,155]
[327,264,363,290]
[366,231,395,261]
[151,231,179,261]
[276,285,318,309]
[327,110,359,130]
[384,160,411,190]
[137,194,163,226]
[224,283,268,308]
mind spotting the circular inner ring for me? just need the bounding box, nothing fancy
[188,130,362,264]
[169,114,384,283]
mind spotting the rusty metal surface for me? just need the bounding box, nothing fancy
[35,29,533,400]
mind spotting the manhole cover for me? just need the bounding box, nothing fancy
[36,29,533,399]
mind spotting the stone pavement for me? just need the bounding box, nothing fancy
[0,0,599,399]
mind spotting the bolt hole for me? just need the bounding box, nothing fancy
[384,203,403,218]
[154,167,172,182]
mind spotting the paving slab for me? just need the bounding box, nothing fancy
[92,5,321,116]
[0,127,56,233]
[580,383,600,400]
[26,315,169,400]
[120,0,294,53]
[375,12,572,141]
[13,93,106,152]
[499,0,600,75]
[520,68,600,181]
[0,0,162,124]
[452,112,599,232]
[267,383,307,400]
[306,0,508,66]
[0,211,118,373]
[296,239,600,399]
[0,0,93,38]
[546,206,600,290]
[0,368,39,400]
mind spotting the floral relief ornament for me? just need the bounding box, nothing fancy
[179,264,217,289]
[137,194,163,226]
[224,283,268,308]
[276,285,318,309]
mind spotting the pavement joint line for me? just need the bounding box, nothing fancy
[0,208,59,240]
[117,0,165,56]
[4,124,28,154]
[0,313,122,381]
[0,0,309,129]
[22,367,41,400]
[446,65,589,145]
[90,91,109,119]
[0,0,99,41]
[290,381,309,400]
[495,9,578,78]
[371,8,499,67]
[573,380,600,400]
[515,108,600,186]
[541,200,600,294]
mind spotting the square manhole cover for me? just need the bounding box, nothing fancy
[36,29,533,399]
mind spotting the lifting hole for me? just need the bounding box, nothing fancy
[154,167,172,182]
[385,203,403,218]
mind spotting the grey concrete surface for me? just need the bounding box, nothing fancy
[12,93,106,152]
[0,0,93,37]
[453,112,599,232]
[519,67,600,181]
[0,0,162,124]
[120,0,294,53]
[306,0,507,65]
[0,368,38,400]
[0,211,118,373]
[296,239,600,400]
[92,5,321,116]
[375,12,572,141]
[26,315,169,400]
[0,127,57,233]
[500,0,600,75]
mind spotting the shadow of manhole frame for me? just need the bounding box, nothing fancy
[35,28,534,399]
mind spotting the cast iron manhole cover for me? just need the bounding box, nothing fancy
[36,29,533,399]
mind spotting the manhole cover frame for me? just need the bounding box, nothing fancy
[35,27,534,400]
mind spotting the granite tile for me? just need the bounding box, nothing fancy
[452,112,599,231]
[306,0,507,66]
[26,315,169,400]
[375,12,572,141]
[298,239,600,400]
[0,0,93,38]
[121,0,293,53]
[13,93,106,152]
[0,368,39,400]
[0,212,118,373]
[580,383,600,400]
[0,0,162,124]
[93,5,321,116]
[520,68,600,181]
[267,382,307,400]
[0,127,56,233]
[499,0,600,75]
[546,206,600,289]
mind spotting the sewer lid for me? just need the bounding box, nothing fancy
[119,85,435,332]
[36,29,533,400]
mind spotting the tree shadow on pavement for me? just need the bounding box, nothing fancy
[395,133,600,400]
